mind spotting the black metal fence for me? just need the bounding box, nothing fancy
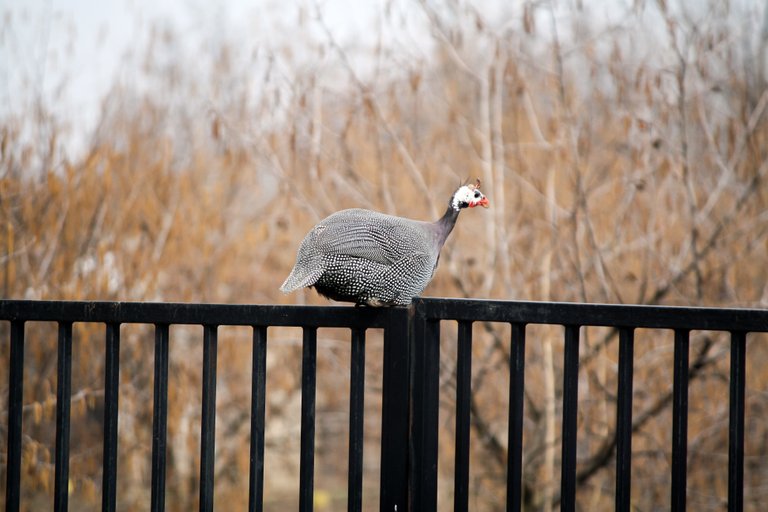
[2,298,767,511]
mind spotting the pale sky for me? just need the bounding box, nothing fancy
[2,0,764,159]
[1,0,415,155]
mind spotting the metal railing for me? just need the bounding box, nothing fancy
[2,298,767,511]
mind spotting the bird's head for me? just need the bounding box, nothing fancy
[451,178,490,211]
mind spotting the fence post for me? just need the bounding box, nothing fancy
[54,322,73,512]
[615,327,635,512]
[453,321,473,512]
[560,325,580,512]
[102,322,121,512]
[5,320,25,512]
[348,327,366,512]
[298,327,318,512]
[728,331,747,512]
[151,324,170,512]
[379,307,411,511]
[248,326,268,512]
[409,300,440,512]
[671,329,690,512]
[199,324,218,512]
[507,323,527,512]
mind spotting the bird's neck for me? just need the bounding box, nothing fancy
[435,205,461,247]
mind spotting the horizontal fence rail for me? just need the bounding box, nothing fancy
[2,298,767,511]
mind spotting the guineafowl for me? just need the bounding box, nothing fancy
[280,179,489,306]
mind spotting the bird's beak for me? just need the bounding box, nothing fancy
[477,197,490,208]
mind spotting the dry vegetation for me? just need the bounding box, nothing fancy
[2,0,768,510]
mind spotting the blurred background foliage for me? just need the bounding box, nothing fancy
[1,0,768,510]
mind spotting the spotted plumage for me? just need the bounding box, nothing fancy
[280,180,489,306]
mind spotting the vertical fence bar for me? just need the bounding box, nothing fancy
[409,308,441,512]
[348,328,365,512]
[560,325,580,512]
[248,326,268,512]
[728,331,746,512]
[671,329,690,512]
[102,323,121,512]
[615,327,635,512]
[506,323,526,512]
[379,308,410,511]
[6,320,25,512]
[454,321,473,512]
[54,322,73,512]
[151,324,170,512]
[199,324,218,512]
[299,327,318,512]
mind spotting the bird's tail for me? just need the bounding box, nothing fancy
[279,266,323,293]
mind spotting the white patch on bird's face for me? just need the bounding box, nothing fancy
[451,185,488,210]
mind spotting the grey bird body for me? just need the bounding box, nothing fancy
[280,181,488,306]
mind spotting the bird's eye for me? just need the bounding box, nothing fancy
[474,191,481,198]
